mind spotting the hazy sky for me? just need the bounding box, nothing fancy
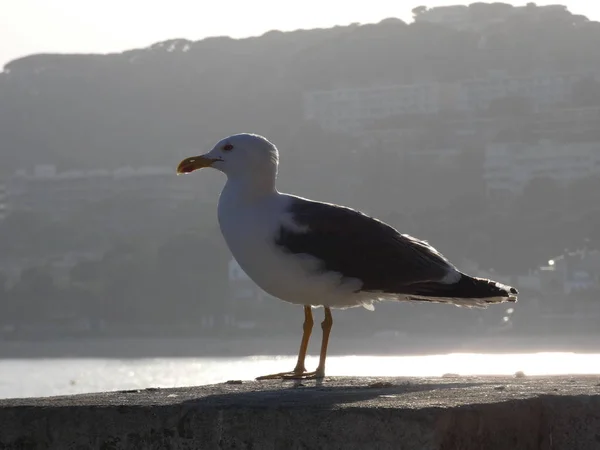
[1,0,598,68]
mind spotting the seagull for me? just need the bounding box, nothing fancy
[177,133,518,380]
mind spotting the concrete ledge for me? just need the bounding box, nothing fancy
[0,375,599,449]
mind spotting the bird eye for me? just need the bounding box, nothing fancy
[223,144,234,151]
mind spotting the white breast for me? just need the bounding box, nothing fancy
[217,186,293,297]
[216,186,372,309]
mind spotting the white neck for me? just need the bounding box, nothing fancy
[220,171,278,205]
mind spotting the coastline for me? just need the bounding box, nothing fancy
[1,333,599,359]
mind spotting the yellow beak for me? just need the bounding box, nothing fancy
[176,155,218,174]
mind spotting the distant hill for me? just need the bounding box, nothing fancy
[0,3,598,174]
[2,4,600,337]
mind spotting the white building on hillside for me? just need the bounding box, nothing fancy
[4,163,209,221]
[303,82,459,133]
[303,71,597,134]
[456,71,594,112]
[484,140,600,194]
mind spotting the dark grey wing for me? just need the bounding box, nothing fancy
[275,197,456,294]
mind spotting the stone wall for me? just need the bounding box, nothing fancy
[0,376,599,449]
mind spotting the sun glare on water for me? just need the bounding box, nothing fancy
[247,353,600,379]
[2,353,599,399]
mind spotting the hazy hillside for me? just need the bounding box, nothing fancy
[1,3,599,174]
[1,3,600,339]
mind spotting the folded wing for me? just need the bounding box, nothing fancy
[275,197,458,294]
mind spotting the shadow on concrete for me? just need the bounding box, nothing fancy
[179,379,486,410]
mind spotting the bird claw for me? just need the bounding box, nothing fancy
[256,369,325,381]
[282,370,325,380]
[255,370,304,380]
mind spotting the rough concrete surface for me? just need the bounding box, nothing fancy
[0,375,599,449]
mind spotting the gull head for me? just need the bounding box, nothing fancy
[177,133,279,179]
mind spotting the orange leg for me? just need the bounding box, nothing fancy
[301,307,332,379]
[281,307,333,380]
[256,306,313,380]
